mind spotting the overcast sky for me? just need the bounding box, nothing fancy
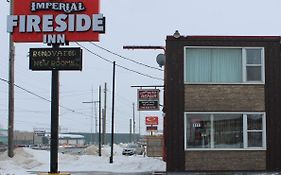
[1,0,281,135]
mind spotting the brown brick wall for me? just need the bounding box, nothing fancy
[185,151,266,171]
[185,85,265,112]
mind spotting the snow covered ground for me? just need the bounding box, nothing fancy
[0,144,166,175]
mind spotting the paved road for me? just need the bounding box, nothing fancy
[28,171,154,175]
[28,171,281,175]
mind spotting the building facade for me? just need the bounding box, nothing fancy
[165,36,281,172]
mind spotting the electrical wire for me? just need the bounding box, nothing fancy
[88,42,163,71]
[0,77,90,117]
[75,42,164,81]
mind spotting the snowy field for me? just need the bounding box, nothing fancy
[0,144,166,175]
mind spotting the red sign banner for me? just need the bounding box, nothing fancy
[8,0,104,43]
[137,89,160,111]
[145,116,159,125]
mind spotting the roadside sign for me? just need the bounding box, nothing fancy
[137,89,160,111]
[29,47,82,71]
[34,130,46,137]
[145,116,159,125]
[146,126,158,131]
[7,0,105,44]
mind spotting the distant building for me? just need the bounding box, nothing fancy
[57,134,85,147]
[165,36,281,172]
[0,128,8,144]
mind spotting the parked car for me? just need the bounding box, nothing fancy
[122,144,144,156]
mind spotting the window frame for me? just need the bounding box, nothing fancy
[184,112,266,151]
[184,46,265,84]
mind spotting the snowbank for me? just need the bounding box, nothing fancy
[0,145,166,175]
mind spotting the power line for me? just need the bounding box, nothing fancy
[0,77,89,117]
[89,42,163,71]
[75,42,164,81]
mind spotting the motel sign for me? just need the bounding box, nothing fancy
[7,0,105,44]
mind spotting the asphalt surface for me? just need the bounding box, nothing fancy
[28,171,154,175]
[28,171,281,175]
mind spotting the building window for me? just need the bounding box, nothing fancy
[247,114,263,147]
[186,114,211,148]
[185,112,266,150]
[184,47,264,84]
[213,114,243,148]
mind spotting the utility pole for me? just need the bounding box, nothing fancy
[8,0,15,158]
[132,103,135,142]
[98,85,102,156]
[129,119,132,142]
[109,61,116,164]
[139,111,141,135]
[82,87,99,144]
[102,82,107,144]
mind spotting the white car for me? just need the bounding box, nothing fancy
[122,144,144,156]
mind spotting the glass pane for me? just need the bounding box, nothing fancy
[186,48,212,82]
[247,66,262,81]
[247,114,263,130]
[246,49,261,64]
[248,132,262,147]
[185,48,242,83]
[186,114,211,148]
[213,114,243,148]
[211,48,242,83]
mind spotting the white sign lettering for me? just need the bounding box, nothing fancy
[7,14,105,33]
[31,2,86,13]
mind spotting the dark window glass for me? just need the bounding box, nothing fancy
[186,114,211,148]
[248,132,262,147]
[246,66,261,81]
[246,49,261,64]
[214,114,243,148]
[247,114,262,130]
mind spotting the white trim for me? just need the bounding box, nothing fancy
[184,112,266,151]
[244,47,265,83]
[185,112,265,115]
[262,113,267,148]
[210,115,214,149]
[243,114,247,148]
[184,46,265,84]
[186,148,267,151]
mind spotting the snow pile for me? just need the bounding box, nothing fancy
[80,144,125,156]
[0,145,166,175]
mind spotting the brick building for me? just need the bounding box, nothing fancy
[164,35,281,172]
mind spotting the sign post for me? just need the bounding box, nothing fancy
[7,0,105,174]
[50,44,59,173]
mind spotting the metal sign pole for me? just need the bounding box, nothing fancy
[50,45,60,173]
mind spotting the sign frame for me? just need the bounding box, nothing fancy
[145,116,159,125]
[146,126,158,131]
[137,89,160,111]
[8,0,105,44]
[29,47,82,71]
